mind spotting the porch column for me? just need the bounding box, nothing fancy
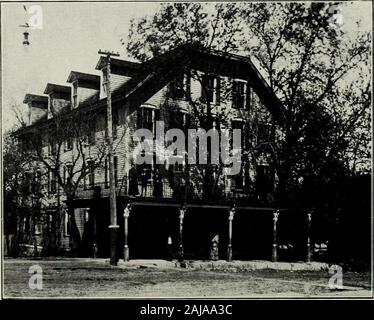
[178,206,186,262]
[123,203,132,262]
[227,205,236,262]
[306,210,313,262]
[272,210,280,262]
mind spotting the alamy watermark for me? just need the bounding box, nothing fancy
[133,121,242,176]
[328,264,343,290]
[28,264,43,290]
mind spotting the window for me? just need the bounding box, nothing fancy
[137,107,154,132]
[85,160,95,189]
[87,119,96,145]
[64,136,73,151]
[48,169,57,194]
[64,164,72,184]
[256,165,274,195]
[64,211,70,237]
[104,158,109,188]
[32,170,42,194]
[232,80,247,109]
[170,74,191,100]
[169,111,186,130]
[72,81,78,108]
[257,123,272,144]
[201,74,220,105]
[48,213,53,233]
[48,140,56,156]
[231,120,244,148]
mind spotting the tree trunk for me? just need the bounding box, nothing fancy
[67,199,81,257]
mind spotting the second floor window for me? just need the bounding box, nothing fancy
[169,111,186,130]
[64,136,73,152]
[170,74,191,100]
[137,107,154,132]
[48,169,57,194]
[48,140,56,156]
[232,80,248,109]
[201,74,220,105]
[86,119,96,145]
[85,160,95,189]
[63,164,72,184]
[32,170,42,194]
[257,122,273,144]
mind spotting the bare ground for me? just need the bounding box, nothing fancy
[3,258,372,298]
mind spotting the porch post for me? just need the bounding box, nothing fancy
[123,203,131,262]
[227,205,236,262]
[272,210,280,262]
[93,212,98,258]
[178,206,186,262]
[306,210,313,262]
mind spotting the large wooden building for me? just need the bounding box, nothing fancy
[15,45,315,261]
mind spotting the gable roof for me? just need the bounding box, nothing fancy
[109,44,285,125]
[16,44,285,135]
[67,71,100,84]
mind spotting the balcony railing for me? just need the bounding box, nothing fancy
[75,174,275,206]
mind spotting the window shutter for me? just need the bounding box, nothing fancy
[137,108,142,129]
[154,108,160,121]
[185,74,191,100]
[215,77,221,105]
[246,85,251,110]
[201,75,207,101]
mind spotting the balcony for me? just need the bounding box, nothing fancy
[75,174,275,207]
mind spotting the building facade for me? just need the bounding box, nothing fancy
[15,45,302,261]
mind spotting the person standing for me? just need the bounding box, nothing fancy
[140,168,148,196]
[153,168,163,197]
[167,235,173,261]
[128,164,139,196]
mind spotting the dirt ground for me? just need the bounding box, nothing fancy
[3,258,372,298]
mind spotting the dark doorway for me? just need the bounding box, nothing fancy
[183,207,228,260]
[128,205,179,259]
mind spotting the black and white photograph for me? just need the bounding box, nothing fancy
[0,0,372,303]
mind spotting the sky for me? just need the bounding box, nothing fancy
[1,1,372,132]
[1,1,161,131]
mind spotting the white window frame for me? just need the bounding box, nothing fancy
[232,79,247,109]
